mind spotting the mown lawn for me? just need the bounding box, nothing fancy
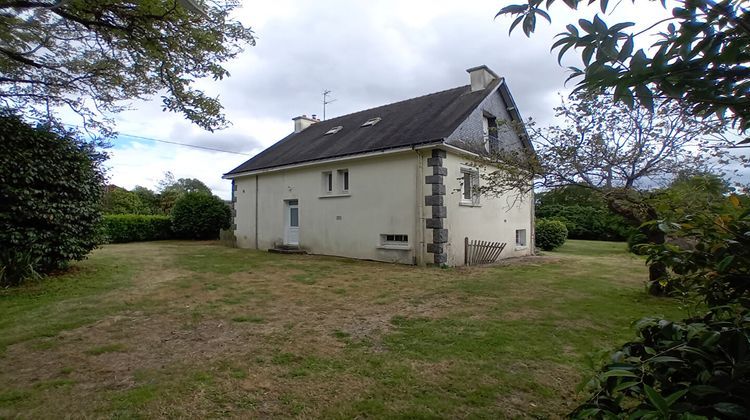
[0,240,683,418]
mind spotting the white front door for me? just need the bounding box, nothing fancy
[284,200,299,246]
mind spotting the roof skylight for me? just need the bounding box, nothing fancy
[361,117,382,127]
[325,126,343,135]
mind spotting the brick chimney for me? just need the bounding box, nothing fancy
[466,65,499,92]
[293,114,319,133]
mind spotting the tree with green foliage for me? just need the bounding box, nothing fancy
[102,186,148,215]
[132,185,161,214]
[0,0,254,131]
[473,91,723,292]
[171,192,230,240]
[155,171,213,214]
[164,177,212,195]
[0,113,106,286]
[652,171,734,222]
[497,0,750,141]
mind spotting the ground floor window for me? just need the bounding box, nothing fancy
[515,229,527,247]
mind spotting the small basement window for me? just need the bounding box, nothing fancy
[515,229,527,247]
[325,126,343,135]
[361,117,381,127]
[381,234,408,245]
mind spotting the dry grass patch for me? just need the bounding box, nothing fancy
[0,240,683,418]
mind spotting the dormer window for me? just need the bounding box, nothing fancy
[325,126,343,135]
[361,117,381,127]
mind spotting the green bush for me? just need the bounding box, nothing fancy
[171,192,231,240]
[535,219,568,251]
[100,215,173,243]
[572,198,750,418]
[0,113,106,286]
[572,310,749,418]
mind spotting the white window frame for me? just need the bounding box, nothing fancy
[338,169,349,193]
[325,126,343,135]
[361,117,382,127]
[460,168,480,206]
[515,229,527,248]
[379,233,410,249]
[322,171,333,194]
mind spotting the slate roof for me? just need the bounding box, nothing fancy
[225,79,503,176]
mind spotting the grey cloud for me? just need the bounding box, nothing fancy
[210,0,575,132]
[168,123,264,154]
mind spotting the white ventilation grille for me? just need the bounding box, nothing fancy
[361,117,381,127]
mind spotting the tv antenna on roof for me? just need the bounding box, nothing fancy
[323,90,336,121]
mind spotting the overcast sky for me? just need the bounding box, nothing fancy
[104,0,682,199]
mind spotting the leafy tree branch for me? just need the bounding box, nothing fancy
[0,0,255,131]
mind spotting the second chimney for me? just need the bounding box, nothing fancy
[466,65,499,92]
[293,114,319,133]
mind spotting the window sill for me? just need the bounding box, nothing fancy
[319,193,351,199]
[515,246,528,251]
[459,201,481,207]
[377,245,411,251]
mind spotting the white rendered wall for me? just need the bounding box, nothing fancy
[232,152,419,264]
[439,150,534,266]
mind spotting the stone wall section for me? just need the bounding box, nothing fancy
[231,179,238,231]
[425,149,447,264]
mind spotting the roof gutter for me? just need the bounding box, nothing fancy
[222,140,445,179]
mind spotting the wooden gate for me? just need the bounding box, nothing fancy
[464,237,506,266]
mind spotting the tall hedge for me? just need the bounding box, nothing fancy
[537,204,633,241]
[171,192,231,240]
[100,215,173,243]
[0,113,106,286]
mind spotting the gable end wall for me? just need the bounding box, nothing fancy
[446,87,524,151]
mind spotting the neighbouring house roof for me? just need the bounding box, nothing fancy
[225,78,522,176]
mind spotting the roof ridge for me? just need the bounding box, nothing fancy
[320,84,470,124]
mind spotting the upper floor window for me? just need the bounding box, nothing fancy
[483,114,499,153]
[322,171,333,193]
[338,169,349,192]
[321,169,350,195]
[461,168,480,206]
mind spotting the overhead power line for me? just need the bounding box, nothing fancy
[28,117,254,156]
[115,132,253,156]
